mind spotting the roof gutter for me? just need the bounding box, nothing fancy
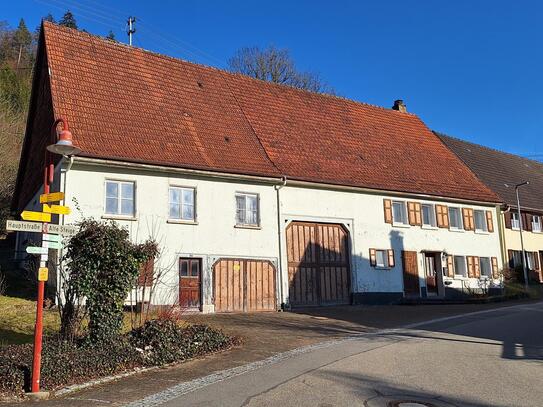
[72,156,501,207]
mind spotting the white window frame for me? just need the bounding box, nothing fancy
[421,203,437,228]
[392,200,408,226]
[511,212,520,230]
[532,215,542,233]
[375,249,388,268]
[453,255,467,278]
[104,180,135,217]
[235,192,260,227]
[448,207,463,230]
[474,209,488,232]
[526,252,535,270]
[168,186,196,222]
[479,257,491,278]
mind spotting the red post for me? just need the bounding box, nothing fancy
[31,145,52,393]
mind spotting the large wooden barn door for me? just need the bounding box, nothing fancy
[286,222,351,306]
[402,251,420,296]
[213,259,276,312]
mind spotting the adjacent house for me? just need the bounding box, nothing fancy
[12,23,504,312]
[439,133,543,283]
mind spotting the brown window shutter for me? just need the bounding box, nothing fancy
[534,252,540,270]
[414,203,422,225]
[383,199,393,224]
[467,256,475,278]
[408,202,417,225]
[387,249,395,267]
[442,205,450,228]
[447,255,454,277]
[138,259,154,287]
[491,257,499,279]
[474,256,481,278]
[436,205,449,228]
[435,205,443,227]
[508,249,514,268]
[504,211,512,229]
[462,208,471,231]
[486,211,494,233]
[468,209,475,230]
[369,248,377,267]
[524,213,533,231]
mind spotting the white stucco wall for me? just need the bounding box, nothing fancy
[18,160,504,310]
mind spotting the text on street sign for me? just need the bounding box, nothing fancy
[5,220,42,233]
[42,204,71,215]
[42,233,61,243]
[38,267,48,282]
[47,224,78,236]
[42,240,62,250]
[26,246,48,255]
[39,192,65,204]
[21,211,51,223]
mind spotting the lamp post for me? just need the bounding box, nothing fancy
[31,118,81,394]
[515,181,530,292]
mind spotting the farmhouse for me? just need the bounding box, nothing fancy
[440,133,543,283]
[13,23,504,312]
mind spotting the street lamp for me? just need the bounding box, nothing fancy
[31,118,81,394]
[515,181,530,292]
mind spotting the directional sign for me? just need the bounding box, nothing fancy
[21,211,51,223]
[5,220,42,233]
[26,246,48,255]
[40,192,65,204]
[43,204,71,215]
[42,240,62,250]
[47,224,78,236]
[42,233,61,243]
[38,267,49,281]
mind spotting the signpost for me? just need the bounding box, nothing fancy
[37,267,48,282]
[21,211,51,223]
[42,204,71,215]
[5,220,43,233]
[39,192,65,203]
[26,246,49,255]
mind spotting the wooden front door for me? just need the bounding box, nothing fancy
[213,259,276,312]
[179,258,201,308]
[402,251,420,296]
[286,222,351,306]
[424,253,438,295]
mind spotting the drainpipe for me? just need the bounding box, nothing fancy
[498,204,509,293]
[274,176,287,310]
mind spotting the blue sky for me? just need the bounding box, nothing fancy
[4,0,542,159]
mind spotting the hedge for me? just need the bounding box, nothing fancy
[0,321,237,397]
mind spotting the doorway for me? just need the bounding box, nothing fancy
[402,251,420,297]
[179,258,201,309]
[424,253,439,296]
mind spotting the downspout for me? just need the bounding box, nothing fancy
[498,204,510,293]
[274,176,287,310]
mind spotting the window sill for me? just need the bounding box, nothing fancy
[392,223,410,228]
[449,227,464,233]
[167,219,198,225]
[373,266,393,270]
[102,215,138,221]
[421,225,438,230]
[511,227,520,231]
[234,224,261,230]
[475,230,490,235]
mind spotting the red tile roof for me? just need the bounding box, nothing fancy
[42,22,498,203]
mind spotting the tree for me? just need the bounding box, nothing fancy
[106,30,117,42]
[59,10,77,29]
[43,13,55,23]
[228,45,334,94]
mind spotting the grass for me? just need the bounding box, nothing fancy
[0,296,60,346]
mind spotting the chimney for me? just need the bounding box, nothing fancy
[392,99,407,113]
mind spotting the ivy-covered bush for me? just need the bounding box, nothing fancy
[62,219,158,342]
[0,323,236,397]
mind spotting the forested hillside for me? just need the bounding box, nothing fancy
[0,11,82,234]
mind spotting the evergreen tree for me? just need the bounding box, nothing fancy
[106,30,117,42]
[13,19,32,50]
[59,10,77,29]
[43,13,55,23]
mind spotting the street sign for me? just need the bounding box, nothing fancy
[42,233,61,243]
[38,267,48,281]
[21,211,51,223]
[47,224,78,236]
[42,241,62,250]
[26,246,48,255]
[42,204,71,215]
[5,220,42,233]
[39,192,65,204]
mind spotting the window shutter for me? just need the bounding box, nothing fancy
[504,211,512,229]
[534,252,540,271]
[474,256,481,278]
[369,248,377,267]
[508,249,514,268]
[138,259,154,287]
[468,209,475,230]
[486,211,494,233]
[436,205,449,228]
[524,213,533,232]
[491,257,499,279]
[447,255,454,277]
[415,203,422,225]
[387,249,395,267]
[408,202,417,225]
[462,208,471,231]
[383,199,393,224]
[467,256,475,278]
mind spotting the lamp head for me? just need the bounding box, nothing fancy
[46,127,82,156]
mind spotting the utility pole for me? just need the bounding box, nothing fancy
[515,181,530,292]
[127,16,136,46]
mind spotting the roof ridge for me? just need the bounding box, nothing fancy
[435,130,543,167]
[42,21,419,118]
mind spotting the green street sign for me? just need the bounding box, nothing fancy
[26,246,48,255]
[42,241,62,250]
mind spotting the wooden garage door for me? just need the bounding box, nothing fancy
[213,259,276,312]
[286,222,351,306]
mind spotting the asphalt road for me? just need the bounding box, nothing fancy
[126,302,543,407]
